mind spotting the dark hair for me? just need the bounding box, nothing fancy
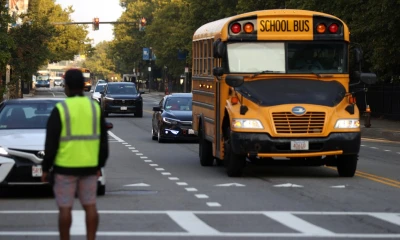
[64,69,84,90]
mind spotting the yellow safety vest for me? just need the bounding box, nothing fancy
[54,96,101,168]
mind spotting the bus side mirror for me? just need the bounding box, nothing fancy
[213,67,224,77]
[354,48,363,64]
[213,39,225,58]
[360,73,377,85]
[225,75,244,87]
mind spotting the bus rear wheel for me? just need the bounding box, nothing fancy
[199,124,213,166]
[336,154,358,177]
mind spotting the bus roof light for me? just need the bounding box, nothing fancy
[231,23,241,34]
[316,23,326,33]
[243,23,254,33]
[329,23,339,33]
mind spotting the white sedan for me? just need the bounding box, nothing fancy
[0,98,110,195]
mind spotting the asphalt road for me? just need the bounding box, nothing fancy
[0,87,399,240]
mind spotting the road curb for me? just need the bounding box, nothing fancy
[361,127,400,141]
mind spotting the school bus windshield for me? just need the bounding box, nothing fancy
[227,42,347,74]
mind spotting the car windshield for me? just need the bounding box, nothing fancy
[95,84,106,92]
[165,97,192,111]
[0,102,59,129]
[107,84,137,94]
[36,76,49,81]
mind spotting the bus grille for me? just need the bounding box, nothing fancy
[272,112,325,134]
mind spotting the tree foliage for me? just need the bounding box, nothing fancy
[82,41,116,80]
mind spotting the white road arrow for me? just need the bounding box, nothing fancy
[330,185,346,188]
[124,183,150,187]
[273,183,303,188]
[215,183,246,187]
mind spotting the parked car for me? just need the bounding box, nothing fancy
[90,83,107,103]
[0,98,113,195]
[100,82,144,117]
[151,93,198,143]
[53,78,63,87]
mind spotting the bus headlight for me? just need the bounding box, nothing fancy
[335,119,360,129]
[232,119,263,129]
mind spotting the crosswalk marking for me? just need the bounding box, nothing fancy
[0,210,399,238]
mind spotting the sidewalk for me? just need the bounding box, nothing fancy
[360,117,400,141]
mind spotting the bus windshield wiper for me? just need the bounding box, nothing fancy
[251,70,282,78]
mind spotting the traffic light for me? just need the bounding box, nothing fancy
[139,17,146,31]
[93,18,99,31]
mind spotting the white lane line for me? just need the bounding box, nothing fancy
[370,147,378,149]
[144,160,153,162]
[108,131,125,142]
[360,145,366,147]
[131,150,139,152]
[122,143,128,145]
[128,147,136,149]
[176,182,188,186]
[169,177,179,181]
[136,153,143,156]
[195,194,209,199]
[140,156,148,159]
[155,168,165,171]
[185,188,198,192]
[125,145,132,147]
[263,212,334,236]
[384,150,391,152]
[70,210,86,235]
[207,202,221,207]
[166,212,219,235]
[397,152,400,154]
[369,213,400,227]
[162,172,171,175]
[51,92,55,97]
[149,164,158,167]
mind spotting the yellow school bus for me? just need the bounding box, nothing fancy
[191,9,377,177]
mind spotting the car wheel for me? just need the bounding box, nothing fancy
[152,128,157,140]
[97,184,106,196]
[337,154,358,177]
[199,124,213,166]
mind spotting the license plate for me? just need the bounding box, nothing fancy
[120,106,127,110]
[290,141,309,150]
[188,129,194,134]
[32,165,42,177]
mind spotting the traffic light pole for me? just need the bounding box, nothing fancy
[51,21,138,25]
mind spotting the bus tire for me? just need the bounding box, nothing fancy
[199,124,213,166]
[224,130,246,177]
[336,154,358,177]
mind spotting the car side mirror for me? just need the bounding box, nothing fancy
[153,106,161,112]
[105,122,113,130]
[225,75,244,87]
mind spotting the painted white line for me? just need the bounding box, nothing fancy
[131,150,139,152]
[51,92,55,97]
[128,147,136,149]
[122,143,128,145]
[149,164,158,167]
[125,145,132,147]
[162,172,171,176]
[185,188,198,192]
[384,150,391,152]
[136,153,143,156]
[70,210,86,235]
[360,145,366,147]
[195,194,209,199]
[144,160,153,163]
[155,168,165,171]
[207,202,221,207]
[124,183,150,187]
[370,147,378,149]
[397,152,400,154]
[263,212,334,236]
[108,131,125,142]
[176,182,188,186]
[167,212,219,235]
[140,156,148,159]
[369,213,400,227]
[169,177,179,181]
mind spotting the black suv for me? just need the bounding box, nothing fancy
[100,82,144,117]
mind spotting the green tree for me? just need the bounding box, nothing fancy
[0,0,14,100]
[82,41,116,80]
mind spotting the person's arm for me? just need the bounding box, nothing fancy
[98,111,109,169]
[42,107,61,172]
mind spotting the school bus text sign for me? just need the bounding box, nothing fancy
[257,17,313,40]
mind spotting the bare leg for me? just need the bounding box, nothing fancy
[58,207,72,240]
[83,204,99,240]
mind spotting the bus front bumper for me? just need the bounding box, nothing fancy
[230,132,360,158]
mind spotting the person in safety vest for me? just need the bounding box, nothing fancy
[41,69,109,240]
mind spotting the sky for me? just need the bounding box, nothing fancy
[56,0,124,46]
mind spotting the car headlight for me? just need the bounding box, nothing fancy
[163,117,180,125]
[0,147,8,155]
[105,97,114,101]
[335,119,360,129]
[232,119,263,129]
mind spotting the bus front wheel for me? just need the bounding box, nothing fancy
[336,154,358,177]
[199,124,213,166]
[224,129,246,177]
